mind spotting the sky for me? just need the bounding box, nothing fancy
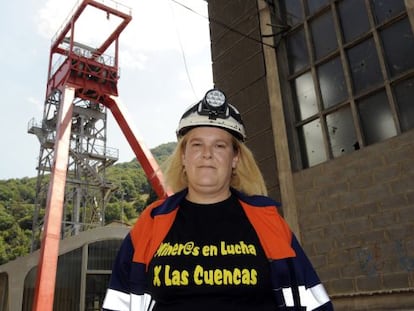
[0,0,213,180]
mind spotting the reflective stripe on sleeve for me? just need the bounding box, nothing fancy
[283,284,330,310]
[131,293,154,311]
[102,288,130,311]
[103,290,155,311]
[282,287,294,306]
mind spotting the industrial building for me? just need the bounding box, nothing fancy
[207,0,414,309]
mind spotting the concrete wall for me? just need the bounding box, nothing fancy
[207,0,414,309]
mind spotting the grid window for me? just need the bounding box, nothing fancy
[21,239,122,311]
[276,0,414,169]
[307,0,330,15]
[22,249,82,311]
[88,239,121,270]
[380,17,414,77]
[338,0,370,43]
[393,77,414,131]
[287,28,309,74]
[283,0,304,26]
[293,71,318,120]
[357,90,397,144]
[298,119,326,167]
[326,107,357,157]
[371,0,406,24]
[85,274,111,311]
[310,11,338,60]
[317,57,347,108]
[85,239,123,311]
[346,38,383,94]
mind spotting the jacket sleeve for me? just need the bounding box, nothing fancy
[279,234,334,310]
[102,232,154,311]
[102,201,165,311]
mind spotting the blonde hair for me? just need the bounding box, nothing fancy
[162,134,268,196]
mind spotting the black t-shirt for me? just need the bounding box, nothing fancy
[147,195,277,310]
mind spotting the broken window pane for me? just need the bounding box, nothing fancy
[357,90,397,144]
[347,38,382,94]
[310,11,337,60]
[380,17,414,77]
[317,57,347,108]
[326,108,357,158]
[287,28,309,74]
[338,0,370,43]
[293,71,318,120]
[298,119,326,167]
[371,0,406,25]
[393,77,414,131]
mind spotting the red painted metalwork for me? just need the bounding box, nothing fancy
[45,0,132,102]
[105,95,173,198]
[32,87,75,311]
[33,1,171,310]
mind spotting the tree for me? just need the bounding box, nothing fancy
[0,141,176,264]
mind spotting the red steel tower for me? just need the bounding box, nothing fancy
[29,1,170,310]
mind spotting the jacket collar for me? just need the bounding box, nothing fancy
[151,187,280,218]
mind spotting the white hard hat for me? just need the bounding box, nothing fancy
[176,89,246,141]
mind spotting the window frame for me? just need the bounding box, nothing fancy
[274,0,414,170]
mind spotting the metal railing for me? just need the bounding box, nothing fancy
[51,0,132,47]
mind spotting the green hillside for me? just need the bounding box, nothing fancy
[0,142,176,265]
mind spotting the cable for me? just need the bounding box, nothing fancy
[167,0,284,101]
[168,0,198,100]
[169,0,277,49]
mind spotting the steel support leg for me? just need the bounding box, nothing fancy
[104,95,172,198]
[32,86,75,311]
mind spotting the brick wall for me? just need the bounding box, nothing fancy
[208,0,281,200]
[294,130,414,302]
[208,0,414,309]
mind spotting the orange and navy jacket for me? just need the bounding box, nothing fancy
[103,188,334,311]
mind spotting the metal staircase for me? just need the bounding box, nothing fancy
[28,90,120,245]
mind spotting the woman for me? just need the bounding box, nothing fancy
[103,89,333,310]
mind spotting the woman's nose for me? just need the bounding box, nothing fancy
[202,146,212,159]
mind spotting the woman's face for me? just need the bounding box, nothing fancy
[182,126,238,202]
